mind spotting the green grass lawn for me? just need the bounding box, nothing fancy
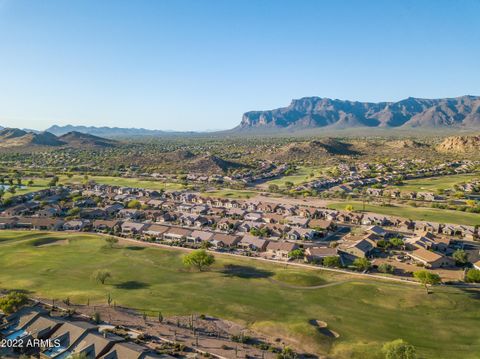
[58,175,185,191]
[328,201,480,225]
[2,178,50,199]
[200,189,259,199]
[388,173,479,192]
[0,231,479,358]
[262,166,325,189]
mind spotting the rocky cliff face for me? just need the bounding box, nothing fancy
[436,135,480,153]
[238,96,480,130]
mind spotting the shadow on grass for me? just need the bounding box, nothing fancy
[124,246,145,251]
[459,287,480,300]
[221,264,274,279]
[115,281,150,290]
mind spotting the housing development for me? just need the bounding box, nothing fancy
[1,1,480,358]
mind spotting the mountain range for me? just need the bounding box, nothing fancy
[237,95,480,130]
[2,96,480,138]
[0,128,117,149]
[45,125,197,137]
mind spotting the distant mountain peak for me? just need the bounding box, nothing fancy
[0,127,116,150]
[237,95,480,131]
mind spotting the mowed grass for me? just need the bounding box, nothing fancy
[388,173,480,192]
[58,175,185,191]
[328,201,480,226]
[262,166,325,189]
[200,189,259,199]
[2,178,50,199]
[0,231,479,358]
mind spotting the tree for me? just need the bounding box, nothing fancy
[284,181,294,189]
[322,256,341,267]
[353,257,371,271]
[389,237,404,248]
[268,184,279,192]
[378,263,395,274]
[48,176,59,187]
[105,236,118,248]
[345,204,354,211]
[127,199,141,209]
[413,270,441,294]
[0,291,28,314]
[200,240,212,249]
[465,199,477,207]
[452,249,468,266]
[92,270,112,285]
[382,339,416,359]
[288,248,304,260]
[182,249,215,271]
[465,268,480,283]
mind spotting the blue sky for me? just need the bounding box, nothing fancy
[0,0,479,131]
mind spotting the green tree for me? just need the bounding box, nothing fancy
[382,339,416,359]
[48,176,59,187]
[268,184,279,192]
[465,268,480,283]
[67,207,81,216]
[92,269,112,285]
[105,236,119,248]
[284,181,294,189]
[322,256,341,267]
[378,263,395,274]
[389,237,404,248]
[182,249,215,271]
[413,270,441,294]
[0,292,28,314]
[353,257,371,271]
[452,249,468,266]
[127,199,141,209]
[288,248,304,260]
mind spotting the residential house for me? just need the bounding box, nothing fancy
[163,227,192,242]
[305,247,339,263]
[407,248,453,268]
[265,241,299,259]
[238,235,269,251]
[143,224,170,239]
[341,238,375,258]
[287,227,317,241]
[121,221,148,235]
[210,233,241,248]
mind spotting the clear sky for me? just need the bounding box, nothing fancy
[0,0,479,131]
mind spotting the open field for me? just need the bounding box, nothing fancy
[327,201,480,226]
[200,189,260,199]
[58,175,185,190]
[260,166,325,189]
[388,173,480,192]
[0,231,479,358]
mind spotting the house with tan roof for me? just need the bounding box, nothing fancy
[238,235,269,251]
[210,233,241,248]
[265,241,299,259]
[163,227,192,242]
[305,247,339,263]
[143,224,170,239]
[407,248,453,268]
